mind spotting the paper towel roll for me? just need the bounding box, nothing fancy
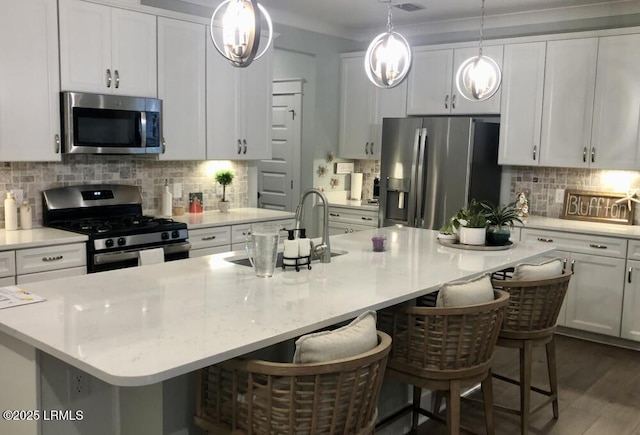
[350,173,363,200]
[138,248,165,266]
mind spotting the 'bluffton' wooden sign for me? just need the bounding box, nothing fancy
[562,190,633,225]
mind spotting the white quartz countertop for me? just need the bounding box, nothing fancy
[0,227,554,387]
[171,208,295,229]
[521,215,640,239]
[0,227,87,251]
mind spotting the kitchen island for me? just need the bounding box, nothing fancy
[0,226,555,435]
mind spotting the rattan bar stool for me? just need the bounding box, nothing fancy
[490,271,572,435]
[378,290,510,435]
[194,331,391,435]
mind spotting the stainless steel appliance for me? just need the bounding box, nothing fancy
[379,117,501,229]
[43,185,189,273]
[61,91,164,155]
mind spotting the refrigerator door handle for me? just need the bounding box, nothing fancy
[414,127,428,227]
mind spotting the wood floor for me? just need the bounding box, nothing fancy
[416,334,640,435]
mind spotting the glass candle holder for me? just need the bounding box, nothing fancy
[372,235,387,252]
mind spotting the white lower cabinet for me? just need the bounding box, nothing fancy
[17,266,86,284]
[327,206,378,236]
[622,241,640,342]
[16,243,86,276]
[189,226,231,257]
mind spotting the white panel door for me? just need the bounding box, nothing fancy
[158,18,206,160]
[590,34,640,170]
[622,259,640,342]
[339,55,375,159]
[0,0,61,161]
[451,45,503,115]
[111,8,157,97]
[407,49,454,115]
[540,38,598,167]
[498,42,546,166]
[59,0,111,93]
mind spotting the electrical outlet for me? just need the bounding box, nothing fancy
[12,189,23,204]
[173,183,183,199]
[68,368,90,401]
[555,189,565,203]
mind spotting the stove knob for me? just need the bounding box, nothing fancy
[118,237,126,247]
[171,230,180,239]
[105,239,114,248]
[161,232,170,240]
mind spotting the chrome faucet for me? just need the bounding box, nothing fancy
[294,188,331,263]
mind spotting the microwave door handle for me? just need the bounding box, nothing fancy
[414,128,427,228]
[140,112,147,148]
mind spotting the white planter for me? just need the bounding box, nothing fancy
[218,201,230,213]
[459,227,486,245]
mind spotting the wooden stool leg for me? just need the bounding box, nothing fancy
[546,337,559,419]
[520,341,533,435]
[412,386,422,432]
[447,381,461,435]
[482,371,495,435]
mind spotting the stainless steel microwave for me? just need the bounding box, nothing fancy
[61,92,164,155]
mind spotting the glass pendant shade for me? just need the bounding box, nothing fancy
[456,54,502,101]
[210,0,273,68]
[365,31,412,88]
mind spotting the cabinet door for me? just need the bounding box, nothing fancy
[111,8,157,97]
[498,42,546,166]
[158,18,206,160]
[372,81,408,159]
[540,38,598,168]
[451,45,503,115]
[0,0,61,161]
[565,253,624,336]
[590,34,640,170]
[17,266,86,284]
[59,0,112,93]
[206,28,241,159]
[407,49,453,115]
[339,56,375,159]
[622,259,640,342]
[242,45,273,160]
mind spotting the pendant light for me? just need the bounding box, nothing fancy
[455,0,501,101]
[209,0,273,68]
[364,2,412,89]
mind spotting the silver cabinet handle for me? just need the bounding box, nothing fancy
[114,70,120,89]
[106,69,112,88]
[329,213,340,217]
[201,236,217,241]
[444,95,449,109]
[42,255,63,262]
[570,259,575,273]
[532,145,537,161]
[237,139,242,154]
[344,228,348,233]
[589,244,608,249]
[537,237,554,243]
[349,229,354,233]
[55,134,60,153]
[452,94,457,109]
[591,147,595,163]
[583,147,587,163]
[365,142,369,155]
[162,137,166,154]
[629,267,633,284]
[243,139,247,154]
[361,217,373,221]
[563,258,567,268]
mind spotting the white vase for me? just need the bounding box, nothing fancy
[218,201,230,213]
[458,227,486,245]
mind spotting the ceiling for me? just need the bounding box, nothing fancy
[176,0,640,40]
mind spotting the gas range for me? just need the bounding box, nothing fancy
[43,185,190,273]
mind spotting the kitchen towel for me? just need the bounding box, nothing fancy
[138,248,165,266]
[350,173,363,200]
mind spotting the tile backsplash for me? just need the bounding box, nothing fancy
[0,156,249,227]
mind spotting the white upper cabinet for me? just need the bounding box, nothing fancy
[590,34,640,170]
[339,54,407,159]
[206,32,273,160]
[540,38,598,168]
[0,0,61,161]
[158,17,206,160]
[407,46,503,115]
[498,42,547,166]
[59,0,157,97]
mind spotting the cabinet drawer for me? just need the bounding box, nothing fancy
[0,251,16,278]
[328,207,378,227]
[329,222,377,234]
[17,266,87,284]
[627,240,640,261]
[0,276,15,286]
[521,228,626,258]
[190,246,230,258]
[189,226,231,250]
[16,243,87,275]
[231,224,252,244]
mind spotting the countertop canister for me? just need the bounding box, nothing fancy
[20,201,32,230]
[4,192,17,231]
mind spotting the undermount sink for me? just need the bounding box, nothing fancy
[226,250,347,268]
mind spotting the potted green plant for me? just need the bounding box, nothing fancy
[452,199,488,245]
[437,220,458,242]
[480,200,523,246]
[214,169,234,213]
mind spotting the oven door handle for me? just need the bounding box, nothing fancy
[93,243,191,265]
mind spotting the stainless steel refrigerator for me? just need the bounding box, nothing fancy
[379,117,502,229]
